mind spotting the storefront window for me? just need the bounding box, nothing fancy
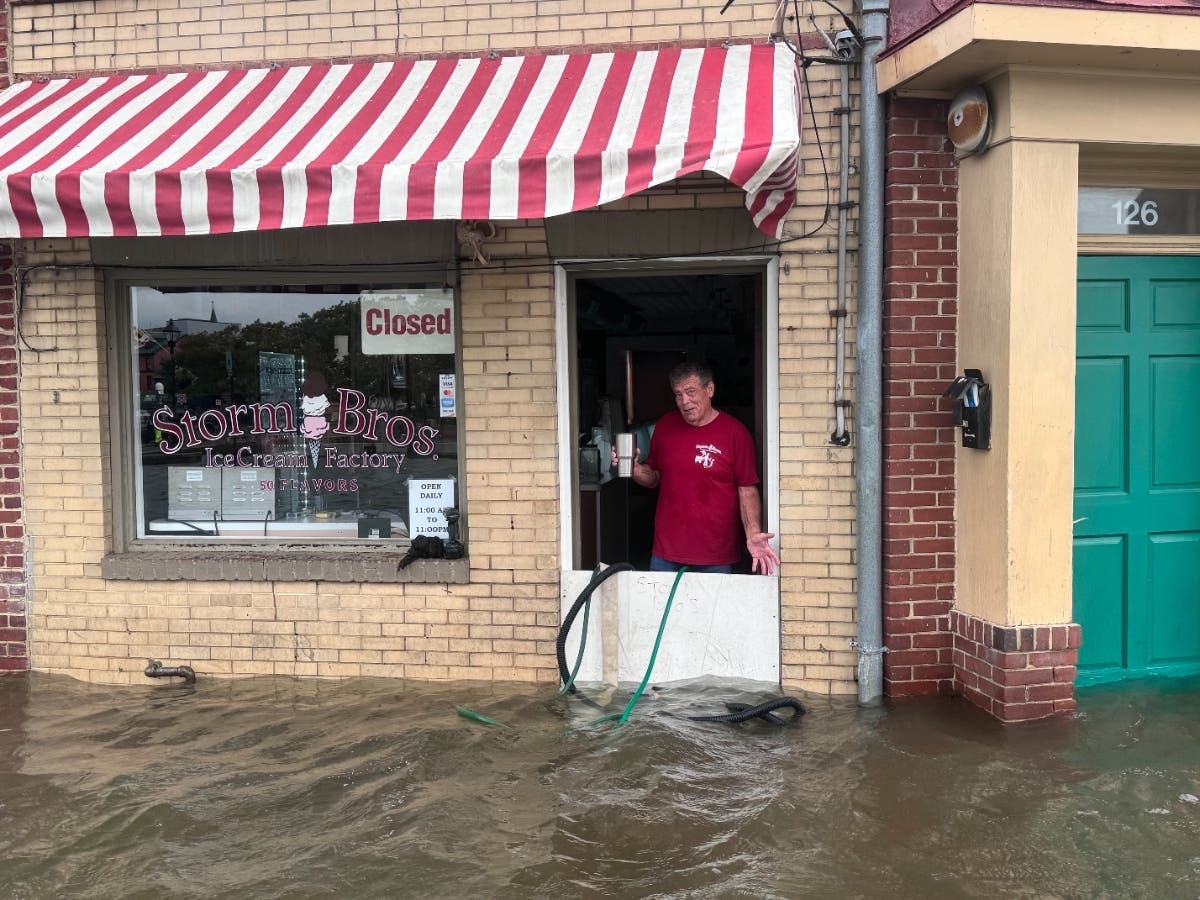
[130,284,459,543]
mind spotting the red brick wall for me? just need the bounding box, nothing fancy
[882,98,958,698]
[0,241,26,672]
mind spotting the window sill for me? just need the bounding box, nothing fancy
[101,548,469,583]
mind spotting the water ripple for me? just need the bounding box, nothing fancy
[0,673,1196,899]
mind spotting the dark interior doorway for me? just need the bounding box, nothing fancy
[572,270,763,571]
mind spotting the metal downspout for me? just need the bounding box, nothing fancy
[855,0,888,705]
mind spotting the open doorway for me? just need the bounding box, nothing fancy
[570,269,766,572]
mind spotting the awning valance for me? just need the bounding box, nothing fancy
[0,43,800,241]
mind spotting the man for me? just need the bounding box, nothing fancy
[622,362,779,575]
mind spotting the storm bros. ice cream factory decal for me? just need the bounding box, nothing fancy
[150,375,439,485]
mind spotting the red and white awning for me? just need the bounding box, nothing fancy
[0,43,800,241]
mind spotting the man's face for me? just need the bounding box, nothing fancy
[672,375,715,426]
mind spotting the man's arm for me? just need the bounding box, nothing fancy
[630,451,660,489]
[738,484,779,575]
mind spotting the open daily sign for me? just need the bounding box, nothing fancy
[409,478,454,538]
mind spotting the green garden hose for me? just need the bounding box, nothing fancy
[611,566,687,726]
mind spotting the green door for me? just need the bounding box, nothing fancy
[1074,256,1200,686]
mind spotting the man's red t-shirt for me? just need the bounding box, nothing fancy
[643,410,760,566]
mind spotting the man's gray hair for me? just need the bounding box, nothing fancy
[668,361,714,387]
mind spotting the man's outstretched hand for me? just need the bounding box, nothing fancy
[746,532,780,575]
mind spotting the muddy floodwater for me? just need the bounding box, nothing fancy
[0,673,1197,899]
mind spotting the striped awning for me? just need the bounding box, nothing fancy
[0,43,800,241]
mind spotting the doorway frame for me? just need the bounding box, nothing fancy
[553,256,781,572]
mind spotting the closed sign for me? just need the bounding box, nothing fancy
[361,290,455,355]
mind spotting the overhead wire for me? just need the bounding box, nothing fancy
[786,0,859,446]
[15,264,58,353]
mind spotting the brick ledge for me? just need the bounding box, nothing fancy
[101,551,469,583]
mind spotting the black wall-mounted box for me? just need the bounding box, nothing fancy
[944,368,992,451]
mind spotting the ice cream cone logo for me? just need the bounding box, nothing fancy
[300,372,331,467]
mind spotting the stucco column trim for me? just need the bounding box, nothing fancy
[956,138,1078,627]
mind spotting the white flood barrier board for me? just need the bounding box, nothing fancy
[560,569,780,685]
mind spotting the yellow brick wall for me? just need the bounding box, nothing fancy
[22,235,570,684]
[12,0,860,694]
[13,0,794,71]
[780,55,860,693]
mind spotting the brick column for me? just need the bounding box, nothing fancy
[0,242,26,672]
[882,98,957,698]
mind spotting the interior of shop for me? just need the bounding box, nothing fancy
[133,285,459,542]
[573,271,763,572]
